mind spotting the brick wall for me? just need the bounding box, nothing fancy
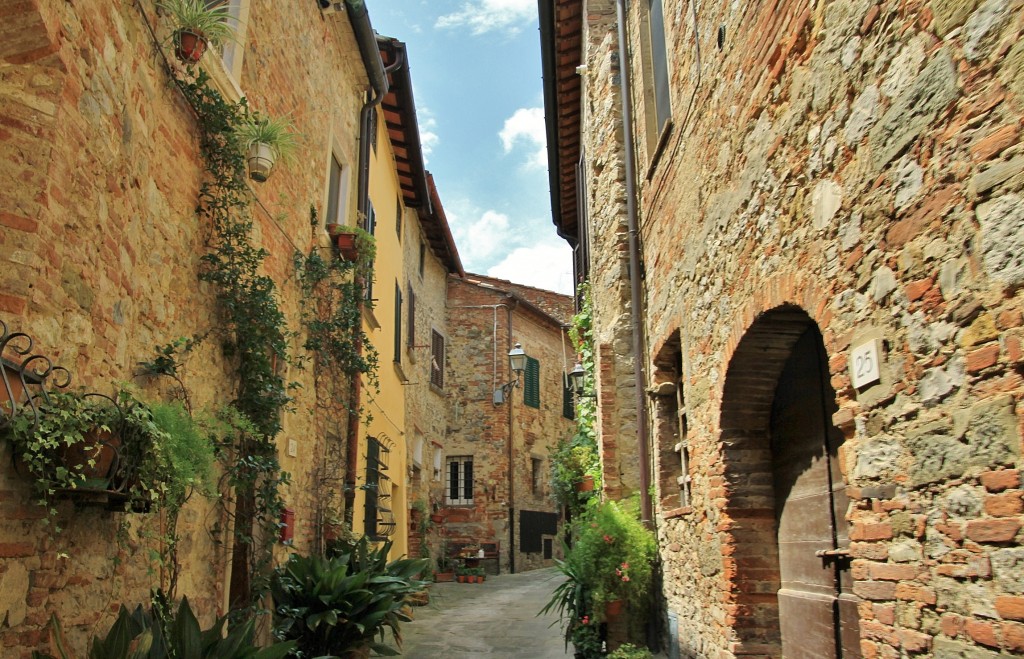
[0,0,376,655]
[443,276,574,573]
[576,0,1024,656]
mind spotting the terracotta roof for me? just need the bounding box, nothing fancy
[377,36,463,275]
[539,0,583,243]
[378,36,430,211]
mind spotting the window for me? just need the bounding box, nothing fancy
[395,196,403,240]
[393,281,402,364]
[524,356,540,408]
[369,103,379,153]
[407,287,416,348]
[430,330,445,389]
[202,0,249,95]
[531,457,543,494]
[446,456,473,505]
[364,436,395,538]
[326,153,350,227]
[363,203,375,302]
[641,0,672,153]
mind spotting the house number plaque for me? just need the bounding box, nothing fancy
[850,339,881,388]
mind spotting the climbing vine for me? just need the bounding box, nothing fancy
[172,69,292,613]
[552,283,600,516]
[294,211,379,389]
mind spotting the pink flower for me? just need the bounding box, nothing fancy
[603,534,614,543]
[622,575,630,582]
[621,562,629,570]
[581,616,590,625]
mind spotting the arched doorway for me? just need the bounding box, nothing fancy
[720,305,859,658]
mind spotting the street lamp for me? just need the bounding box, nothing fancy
[568,361,595,397]
[494,343,528,405]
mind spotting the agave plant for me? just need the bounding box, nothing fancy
[271,536,429,657]
[33,591,295,659]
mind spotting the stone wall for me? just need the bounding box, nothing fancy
[578,0,1024,655]
[443,276,574,573]
[401,205,452,566]
[0,0,374,655]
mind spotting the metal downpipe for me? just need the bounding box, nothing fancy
[615,0,652,525]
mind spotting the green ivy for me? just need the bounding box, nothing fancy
[552,283,599,516]
[172,69,292,613]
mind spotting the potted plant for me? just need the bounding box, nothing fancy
[335,225,376,263]
[271,536,427,658]
[157,0,237,64]
[234,112,300,182]
[607,643,654,659]
[3,387,167,525]
[456,566,470,583]
[434,552,455,582]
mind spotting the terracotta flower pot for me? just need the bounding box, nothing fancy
[430,513,444,524]
[605,599,624,618]
[335,232,359,261]
[60,428,120,490]
[173,29,208,63]
[576,474,595,492]
[434,572,454,583]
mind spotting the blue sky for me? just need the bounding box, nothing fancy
[369,1,574,295]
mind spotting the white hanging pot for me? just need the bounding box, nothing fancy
[247,142,277,182]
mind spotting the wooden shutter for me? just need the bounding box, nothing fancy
[430,330,445,388]
[524,356,540,408]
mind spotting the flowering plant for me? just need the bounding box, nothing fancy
[570,498,656,618]
[569,615,603,658]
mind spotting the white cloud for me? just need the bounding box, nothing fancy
[447,204,511,266]
[487,241,573,295]
[435,0,536,36]
[417,110,439,164]
[499,107,547,170]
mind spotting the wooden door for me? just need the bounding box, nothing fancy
[771,327,859,658]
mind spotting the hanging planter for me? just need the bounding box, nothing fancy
[158,0,237,64]
[173,29,208,63]
[234,112,300,182]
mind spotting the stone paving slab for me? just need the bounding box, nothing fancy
[388,566,573,658]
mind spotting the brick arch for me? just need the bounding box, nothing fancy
[717,303,818,654]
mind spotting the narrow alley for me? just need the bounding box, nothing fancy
[394,568,570,658]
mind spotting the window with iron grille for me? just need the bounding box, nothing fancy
[446,456,473,506]
[363,437,394,539]
[430,330,445,389]
[524,356,540,408]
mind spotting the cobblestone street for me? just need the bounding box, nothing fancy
[392,567,571,658]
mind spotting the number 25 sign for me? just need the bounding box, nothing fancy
[850,339,881,389]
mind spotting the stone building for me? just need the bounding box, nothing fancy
[401,172,464,564]
[542,0,1024,657]
[0,1,450,655]
[442,274,576,573]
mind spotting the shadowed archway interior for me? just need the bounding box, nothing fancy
[718,305,859,658]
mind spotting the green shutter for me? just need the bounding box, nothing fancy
[562,378,574,420]
[524,357,540,408]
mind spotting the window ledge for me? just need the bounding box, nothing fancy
[662,506,692,519]
[362,304,380,330]
[429,382,444,397]
[393,360,408,382]
[200,55,243,104]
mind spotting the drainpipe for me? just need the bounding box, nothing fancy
[506,298,519,573]
[615,0,652,525]
[342,0,389,527]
